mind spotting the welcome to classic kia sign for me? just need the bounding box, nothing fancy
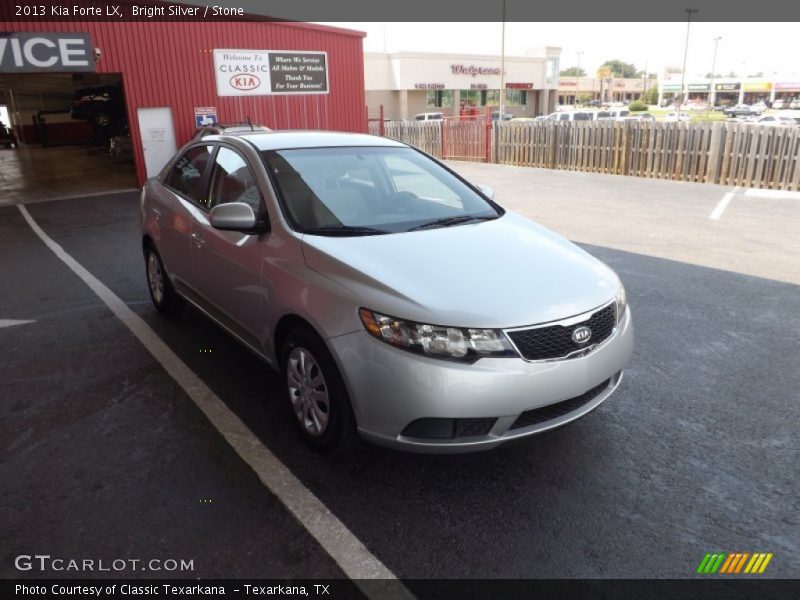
[213,49,328,96]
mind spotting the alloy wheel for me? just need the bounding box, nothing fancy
[286,346,330,436]
[147,252,164,305]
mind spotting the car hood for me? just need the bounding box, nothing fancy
[301,211,621,329]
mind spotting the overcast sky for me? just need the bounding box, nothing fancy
[323,22,800,80]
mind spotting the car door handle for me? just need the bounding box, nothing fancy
[152,207,162,218]
[191,233,205,248]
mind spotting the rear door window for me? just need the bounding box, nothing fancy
[166,145,214,207]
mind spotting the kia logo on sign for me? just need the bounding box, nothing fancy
[230,74,260,91]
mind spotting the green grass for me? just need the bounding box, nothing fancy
[644,108,728,123]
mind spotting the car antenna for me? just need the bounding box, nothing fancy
[247,116,253,131]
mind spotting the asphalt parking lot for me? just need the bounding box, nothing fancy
[1,163,799,583]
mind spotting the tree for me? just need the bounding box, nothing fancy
[643,86,659,105]
[600,59,641,79]
[748,72,764,78]
[560,66,587,77]
[725,71,737,78]
[705,72,723,79]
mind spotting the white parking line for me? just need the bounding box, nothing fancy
[17,204,414,600]
[0,319,36,329]
[744,188,800,200]
[709,186,740,220]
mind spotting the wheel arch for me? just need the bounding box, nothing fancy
[274,314,321,369]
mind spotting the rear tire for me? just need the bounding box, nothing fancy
[281,327,359,454]
[144,245,182,316]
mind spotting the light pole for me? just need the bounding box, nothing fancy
[677,8,698,119]
[575,51,584,109]
[642,60,648,104]
[709,36,721,111]
[498,0,506,121]
[771,70,777,105]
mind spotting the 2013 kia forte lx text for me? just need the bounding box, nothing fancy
[140,131,633,453]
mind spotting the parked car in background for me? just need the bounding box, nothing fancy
[664,112,692,122]
[772,99,786,110]
[491,111,514,121]
[749,101,768,114]
[140,131,633,453]
[790,99,800,110]
[0,122,17,148]
[510,117,538,122]
[70,85,127,129]
[413,112,443,121]
[193,123,271,140]
[724,103,756,118]
[748,115,798,127]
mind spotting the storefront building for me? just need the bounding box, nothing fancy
[773,82,800,103]
[364,49,562,119]
[658,77,798,107]
[557,76,655,105]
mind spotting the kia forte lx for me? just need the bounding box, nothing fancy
[140,131,633,453]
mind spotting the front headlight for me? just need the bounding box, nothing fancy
[358,308,517,362]
[616,284,627,325]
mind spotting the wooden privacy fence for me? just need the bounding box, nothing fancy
[441,119,492,162]
[369,120,441,158]
[372,120,800,190]
[495,120,800,190]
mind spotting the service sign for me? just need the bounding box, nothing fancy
[268,52,328,94]
[0,32,94,73]
[213,50,328,96]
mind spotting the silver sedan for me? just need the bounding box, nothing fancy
[140,131,633,453]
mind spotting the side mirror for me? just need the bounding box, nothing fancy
[475,184,494,200]
[209,202,259,232]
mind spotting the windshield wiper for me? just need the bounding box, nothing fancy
[302,225,390,236]
[408,214,498,231]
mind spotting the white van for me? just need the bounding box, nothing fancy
[546,111,594,122]
[413,112,443,121]
[597,108,630,120]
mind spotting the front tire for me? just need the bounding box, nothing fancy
[281,327,358,454]
[145,246,182,316]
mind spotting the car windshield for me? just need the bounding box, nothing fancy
[261,146,502,235]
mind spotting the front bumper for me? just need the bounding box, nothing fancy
[329,307,634,453]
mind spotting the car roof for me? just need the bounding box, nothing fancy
[211,130,407,151]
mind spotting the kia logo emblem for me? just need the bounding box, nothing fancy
[572,326,592,344]
[230,74,261,90]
